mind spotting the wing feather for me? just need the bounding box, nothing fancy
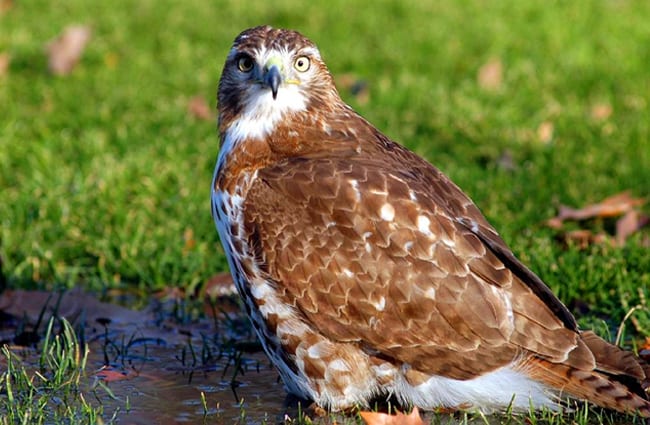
[243,151,582,379]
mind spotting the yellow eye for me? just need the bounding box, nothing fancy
[237,55,254,72]
[293,56,310,72]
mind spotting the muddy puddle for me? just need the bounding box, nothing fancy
[89,341,287,424]
[0,287,305,424]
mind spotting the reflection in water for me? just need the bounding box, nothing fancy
[79,299,297,424]
[91,343,288,424]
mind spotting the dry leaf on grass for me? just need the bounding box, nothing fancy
[46,25,91,75]
[201,272,236,298]
[182,227,196,252]
[477,58,502,91]
[616,210,650,246]
[0,0,12,14]
[360,407,425,425]
[188,95,213,120]
[590,102,613,121]
[561,229,610,249]
[0,52,10,77]
[153,286,185,302]
[537,121,554,144]
[546,191,648,247]
[546,191,645,228]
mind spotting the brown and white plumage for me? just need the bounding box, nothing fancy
[211,25,650,416]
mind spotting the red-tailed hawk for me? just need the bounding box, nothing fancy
[211,25,650,416]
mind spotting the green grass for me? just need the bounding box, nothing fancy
[0,317,119,424]
[1,0,650,422]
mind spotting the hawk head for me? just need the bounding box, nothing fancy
[217,26,341,143]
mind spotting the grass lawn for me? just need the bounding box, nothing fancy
[1,0,650,422]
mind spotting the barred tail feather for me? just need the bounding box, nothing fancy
[522,331,650,417]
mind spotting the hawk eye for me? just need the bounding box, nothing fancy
[237,55,254,72]
[293,56,310,72]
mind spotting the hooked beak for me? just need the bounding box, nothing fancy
[264,64,282,100]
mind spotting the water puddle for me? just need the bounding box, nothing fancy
[91,342,286,424]
[0,288,299,424]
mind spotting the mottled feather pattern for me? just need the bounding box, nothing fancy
[212,25,650,416]
[246,157,581,379]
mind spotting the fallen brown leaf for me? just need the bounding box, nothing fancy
[360,407,425,425]
[202,272,236,298]
[537,121,554,144]
[547,191,645,225]
[477,58,502,91]
[0,0,12,14]
[188,95,213,120]
[545,216,564,229]
[153,286,185,302]
[46,25,91,76]
[562,229,610,249]
[547,191,648,248]
[590,102,612,121]
[0,52,9,77]
[616,209,649,246]
[95,365,139,382]
[182,227,196,253]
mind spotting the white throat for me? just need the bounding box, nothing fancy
[228,83,307,144]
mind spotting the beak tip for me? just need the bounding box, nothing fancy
[265,65,282,101]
